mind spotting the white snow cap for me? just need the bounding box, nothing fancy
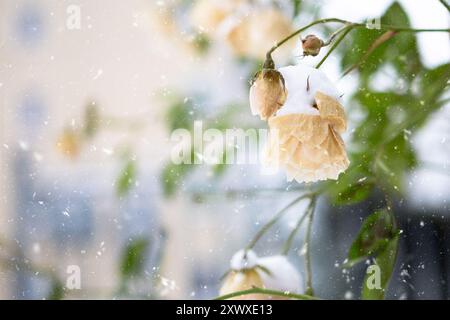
[230,249,259,270]
[257,255,303,293]
[277,64,341,116]
[229,250,303,293]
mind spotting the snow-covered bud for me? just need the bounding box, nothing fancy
[220,250,264,299]
[257,255,303,295]
[301,35,324,56]
[230,249,258,270]
[249,57,287,120]
[220,269,265,300]
[219,250,303,300]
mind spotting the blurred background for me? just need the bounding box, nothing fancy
[0,0,449,299]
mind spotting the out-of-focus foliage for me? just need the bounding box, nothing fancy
[346,209,398,266]
[116,159,137,197]
[47,277,65,300]
[291,0,302,17]
[346,209,399,299]
[361,233,399,299]
[162,161,192,197]
[83,102,100,138]
[120,238,150,279]
[327,2,450,205]
[161,96,253,197]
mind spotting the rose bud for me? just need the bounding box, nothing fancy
[249,58,287,120]
[219,250,304,300]
[301,35,324,56]
[219,250,265,300]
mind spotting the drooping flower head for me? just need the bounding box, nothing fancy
[251,63,350,183]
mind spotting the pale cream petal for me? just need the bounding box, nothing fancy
[265,113,349,183]
[315,91,347,133]
[219,270,266,300]
[249,70,287,120]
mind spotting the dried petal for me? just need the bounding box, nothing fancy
[249,69,287,120]
[315,91,347,133]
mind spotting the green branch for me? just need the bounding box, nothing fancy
[341,30,398,77]
[281,196,315,254]
[245,193,314,250]
[267,18,450,57]
[438,0,450,12]
[304,198,317,296]
[267,18,353,55]
[322,24,353,46]
[214,287,320,300]
[316,26,354,69]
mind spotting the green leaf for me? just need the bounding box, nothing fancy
[333,180,374,205]
[47,277,65,300]
[326,158,374,205]
[292,0,302,18]
[347,210,397,267]
[120,238,150,279]
[419,63,450,112]
[116,160,137,197]
[192,33,211,55]
[377,135,417,193]
[165,98,196,132]
[362,234,399,299]
[341,2,421,82]
[161,162,191,197]
[84,102,100,138]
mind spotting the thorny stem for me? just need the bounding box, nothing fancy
[304,198,317,296]
[281,196,316,255]
[316,26,354,69]
[214,286,319,300]
[267,18,450,56]
[245,193,314,250]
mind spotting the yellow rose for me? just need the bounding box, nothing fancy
[190,0,244,35]
[227,8,293,60]
[56,128,80,159]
